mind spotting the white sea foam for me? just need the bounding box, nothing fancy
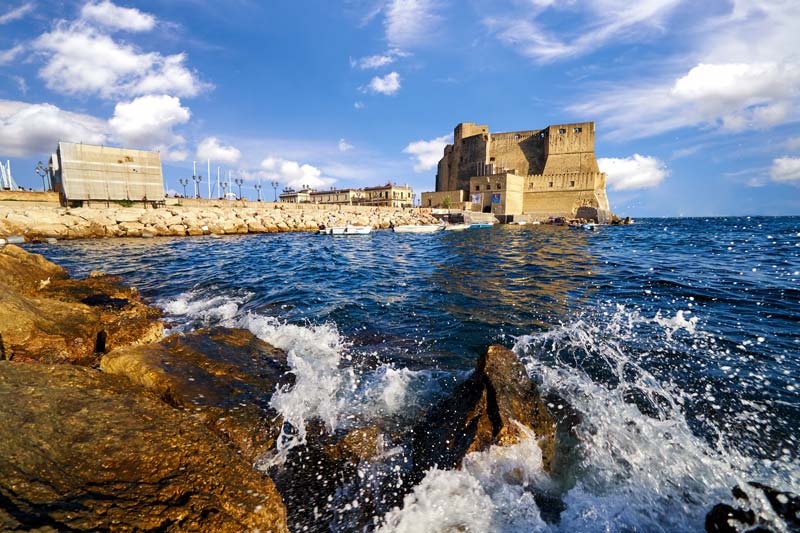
[160,291,246,327]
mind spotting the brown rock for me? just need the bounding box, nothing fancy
[101,327,289,461]
[0,361,288,532]
[0,245,162,364]
[411,345,556,476]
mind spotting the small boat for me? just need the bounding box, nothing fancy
[581,223,596,231]
[444,223,470,231]
[393,224,444,233]
[530,221,541,225]
[469,223,494,229]
[318,225,372,235]
[509,221,527,226]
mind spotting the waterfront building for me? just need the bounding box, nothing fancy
[279,187,314,203]
[49,142,164,207]
[421,122,611,222]
[362,183,413,208]
[310,188,365,205]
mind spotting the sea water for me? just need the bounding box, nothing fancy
[29,217,800,531]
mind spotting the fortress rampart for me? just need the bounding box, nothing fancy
[427,121,612,221]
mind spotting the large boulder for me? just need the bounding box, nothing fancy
[0,361,288,532]
[0,245,162,364]
[411,345,556,477]
[101,327,289,462]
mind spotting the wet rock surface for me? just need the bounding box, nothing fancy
[101,327,291,462]
[0,361,288,532]
[0,245,162,364]
[705,482,800,533]
[410,344,557,479]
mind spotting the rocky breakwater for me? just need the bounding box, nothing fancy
[0,204,439,240]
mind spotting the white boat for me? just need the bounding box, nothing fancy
[393,224,444,233]
[444,223,470,231]
[509,221,527,226]
[318,225,372,235]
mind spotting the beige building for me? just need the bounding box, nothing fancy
[310,188,365,205]
[424,122,611,221]
[362,183,413,208]
[49,142,164,207]
[279,187,314,203]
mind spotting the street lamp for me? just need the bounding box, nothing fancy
[271,180,279,202]
[254,182,263,202]
[179,178,190,197]
[192,174,203,198]
[34,161,48,191]
[234,177,244,200]
[221,182,229,199]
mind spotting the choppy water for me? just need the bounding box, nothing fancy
[28,217,800,531]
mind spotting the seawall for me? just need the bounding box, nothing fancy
[0,202,438,240]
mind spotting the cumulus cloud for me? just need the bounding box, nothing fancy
[109,94,190,151]
[598,154,668,191]
[33,24,208,99]
[338,138,354,152]
[260,156,335,190]
[402,133,450,172]
[384,0,441,48]
[0,2,34,25]
[81,1,156,32]
[769,157,800,184]
[366,71,400,95]
[0,99,108,157]
[196,136,241,164]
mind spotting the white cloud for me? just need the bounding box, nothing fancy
[598,154,668,191]
[350,48,408,69]
[769,157,800,183]
[483,0,682,63]
[354,101,365,109]
[260,156,335,190]
[0,2,34,25]
[81,1,156,32]
[0,100,108,157]
[338,138,354,152]
[402,133,450,172]
[366,71,400,95]
[0,44,25,65]
[385,0,441,48]
[568,2,800,138]
[109,94,190,150]
[196,136,241,164]
[33,25,208,99]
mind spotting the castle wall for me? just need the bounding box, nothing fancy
[487,130,547,177]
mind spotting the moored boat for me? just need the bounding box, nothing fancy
[444,223,470,231]
[469,223,494,229]
[393,224,444,233]
[318,225,372,235]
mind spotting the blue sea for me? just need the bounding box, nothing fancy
[28,217,800,531]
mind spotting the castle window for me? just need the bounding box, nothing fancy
[558,128,566,134]
[496,183,501,190]
[570,180,575,187]
[549,182,554,187]
[475,185,480,191]
[539,132,545,138]
[490,157,495,162]
[574,127,582,133]
[514,134,520,140]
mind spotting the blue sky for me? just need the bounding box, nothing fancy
[0,0,799,216]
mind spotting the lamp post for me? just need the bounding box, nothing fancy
[271,180,279,202]
[35,161,48,191]
[179,178,190,197]
[254,182,263,202]
[234,177,244,200]
[192,174,203,198]
[221,182,228,199]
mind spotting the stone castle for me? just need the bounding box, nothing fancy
[422,121,612,222]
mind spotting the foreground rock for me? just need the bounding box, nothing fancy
[0,362,288,532]
[411,345,556,478]
[0,245,162,364]
[101,327,290,462]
